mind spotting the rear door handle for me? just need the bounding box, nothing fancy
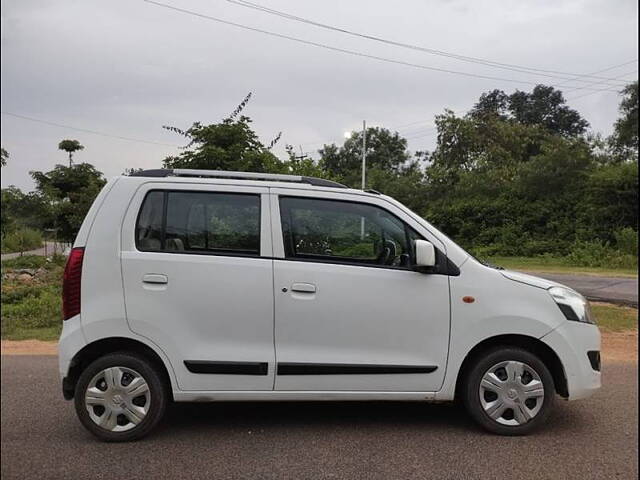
[291,282,316,293]
[143,274,168,284]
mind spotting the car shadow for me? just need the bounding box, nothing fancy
[155,398,583,439]
[160,400,476,435]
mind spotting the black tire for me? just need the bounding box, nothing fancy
[461,347,555,436]
[74,352,167,442]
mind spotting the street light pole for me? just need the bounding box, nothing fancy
[360,120,367,238]
[361,120,366,190]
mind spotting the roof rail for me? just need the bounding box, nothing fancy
[129,168,347,188]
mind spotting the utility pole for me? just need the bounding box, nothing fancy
[360,120,367,238]
[361,120,367,190]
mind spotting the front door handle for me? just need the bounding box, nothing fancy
[291,282,316,293]
[143,274,168,284]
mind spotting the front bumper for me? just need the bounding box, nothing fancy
[541,321,601,401]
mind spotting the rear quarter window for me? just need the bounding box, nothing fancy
[136,190,260,256]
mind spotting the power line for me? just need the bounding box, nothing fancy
[563,70,637,95]
[142,0,620,92]
[568,73,638,100]
[1,111,181,147]
[225,0,634,87]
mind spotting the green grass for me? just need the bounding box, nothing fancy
[592,303,638,332]
[485,256,638,277]
[1,255,66,341]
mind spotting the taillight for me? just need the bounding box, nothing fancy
[62,247,85,320]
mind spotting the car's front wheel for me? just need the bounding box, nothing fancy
[462,347,555,435]
[74,352,167,442]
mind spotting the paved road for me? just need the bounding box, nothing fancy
[523,271,638,307]
[1,356,637,480]
[0,242,64,261]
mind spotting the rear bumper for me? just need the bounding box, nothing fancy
[57,315,86,395]
[541,321,601,401]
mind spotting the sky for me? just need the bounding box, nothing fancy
[1,0,638,191]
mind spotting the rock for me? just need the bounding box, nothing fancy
[17,273,33,282]
[16,269,37,276]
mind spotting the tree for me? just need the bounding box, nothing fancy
[423,98,602,255]
[30,163,105,242]
[610,80,639,161]
[1,147,8,167]
[58,139,84,167]
[0,186,52,234]
[315,126,427,211]
[470,85,589,137]
[162,93,285,173]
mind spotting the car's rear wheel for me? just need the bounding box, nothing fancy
[462,347,555,435]
[74,352,167,442]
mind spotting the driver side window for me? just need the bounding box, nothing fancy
[279,196,422,269]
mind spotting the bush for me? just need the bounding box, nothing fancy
[566,239,638,269]
[1,255,65,339]
[1,229,43,254]
[1,254,66,270]
[614,228,638,256]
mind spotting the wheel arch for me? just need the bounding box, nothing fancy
[454,334,569,400]
[63,337,174,400]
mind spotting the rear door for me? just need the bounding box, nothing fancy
[121,182,275,391]
[271,189,451,392]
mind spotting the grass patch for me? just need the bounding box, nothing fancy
[1,255,66,341]
[592,303,638,332]
[485,256,638,277]
[2,326,61,341]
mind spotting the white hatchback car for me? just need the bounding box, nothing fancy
[58,169,601,441]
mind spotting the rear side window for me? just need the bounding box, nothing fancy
[279,196,422,269]
[136,190,260,256]
[136,191,164,251]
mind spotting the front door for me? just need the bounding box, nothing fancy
[272,192,450,392]
[121,183,275,391]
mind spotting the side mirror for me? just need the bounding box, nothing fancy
[414,240,436,267]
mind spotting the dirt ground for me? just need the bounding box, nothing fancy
[1,331,637,362]
[1,339,58,356]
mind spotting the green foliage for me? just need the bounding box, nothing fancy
[57,139,84,166]
[420,86,638,259]
[30,163,106,242]
[1,256,64,339]
[566,240,637,269]
[1,186,53,235]
[0,228,43,253]
[1,147,8,167]
[470,85,589,137]
[316,126,428,214]
[610,81,639,161]
[1,254,65,270]
[614,228,638,256]
[163,93,286,173]
[581,162,638,242]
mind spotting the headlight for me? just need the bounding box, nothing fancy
[548,287,595,324]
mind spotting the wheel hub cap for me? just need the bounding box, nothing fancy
[85,366,151,432]
[479,360,545,426]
